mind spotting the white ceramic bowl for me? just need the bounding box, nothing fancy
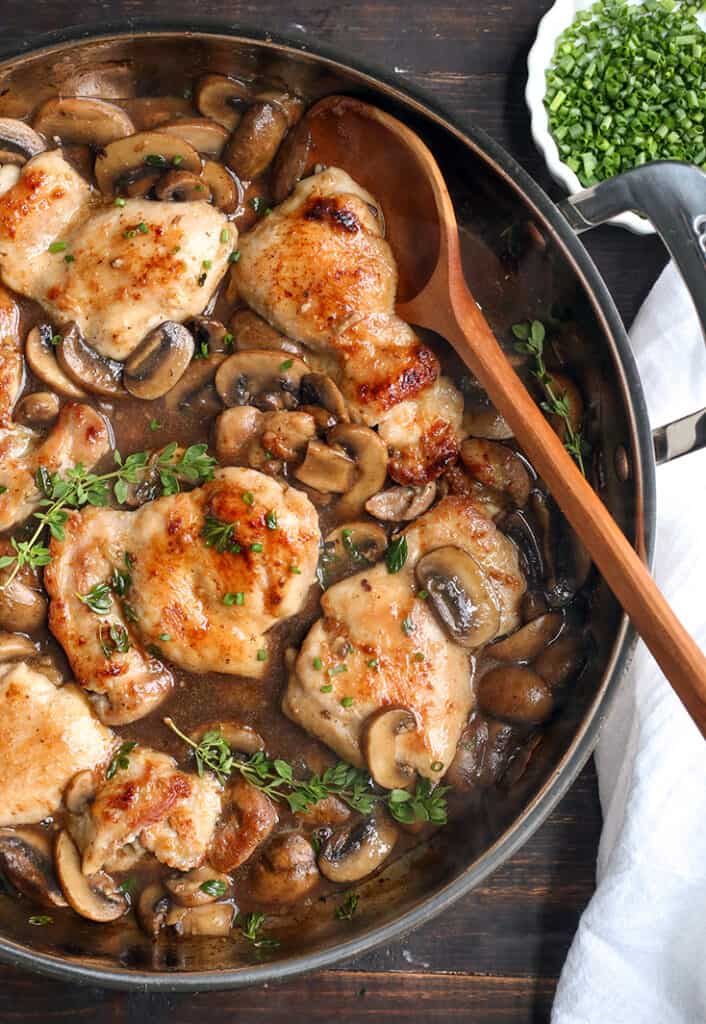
[526,0,706,235]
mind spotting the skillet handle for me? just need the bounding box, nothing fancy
[559,160,706,465]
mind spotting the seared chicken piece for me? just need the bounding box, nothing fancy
[46,468,320,723]
[284,496,526,779]
[0,283,22,429]
[235,168,463,484]
[0,661,114,826]
[0,151,235,361]
[73,746,221,874]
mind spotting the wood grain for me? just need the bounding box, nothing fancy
[0,0,669,1019]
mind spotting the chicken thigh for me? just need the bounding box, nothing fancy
[234,168,463,484]
[46,467,320,723]
[284,496,526,780]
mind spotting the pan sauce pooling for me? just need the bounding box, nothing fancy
[0,80,590,944]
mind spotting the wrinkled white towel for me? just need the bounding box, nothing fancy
[552,261,706,1023]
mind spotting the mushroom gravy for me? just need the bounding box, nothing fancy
[0,68,595,959]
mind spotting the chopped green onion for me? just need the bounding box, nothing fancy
[48,241,67,253]
[250,542,263,553]
[313,656,323,670]
[256,648,267,662]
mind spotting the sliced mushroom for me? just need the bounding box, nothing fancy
[13,391,60,428]
[257,410,317,466]
[327,423,388,520]
[123,321,195,400]
[125,170,161,197]
[168,902,235,937]
[214,406,264,464]
[0,631,36,663]
[532,493,591,606]
[321,521,388,585]
[126,96,194,130]
[54,830,127,923]
[318,816,398,884]
[534,633,585,688]
[157,118,229,159]
[415,546,501,648]
[215,349,308,410]
[94,130,201,196]
[209,777,278,873]
[363,707,418,790]
[300,373,349,423]
[0,544,47,633]
[463,405,513,441]
[137,882,170,938]
[57,324,126,397]
[499,509,543,588]
[187,316,229,356]
[224,101,288,180]
[228,310,302,355]
[164,865,231,907]
[478,666,554,725]
[191,719,265,755]
[154,169,212,202]
[487,612,563,663]
[165,353,225,414]
[460,438,531,506]
[195,74,251,132]
[271,121,311,204]
[25,325,87,399]
[63,769,96,814]
[200,160,240,214]
[297,795,351,828]
[0,828,67,908]
[365,481,436,522]
[446,713,521,789]
[254,90,304,127]
[0,164,20,197]
[249,833,319,905]
[32,97,135,147]
[294,439,356,493]
[0,118,46,159]
[0,149,27,167]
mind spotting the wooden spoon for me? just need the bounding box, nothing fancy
[304,94,706,736]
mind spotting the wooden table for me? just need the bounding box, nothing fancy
[0,1,668,1020]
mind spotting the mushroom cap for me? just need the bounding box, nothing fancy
[0,828,67,908]
[54,830,127,922]
[215,349,308,409]
[223,101,288,180]
[0,118,46,159]
[327,423,389,519]
[32,97,135,147]
[195,73,251,132]
[25,325,87,399]
[415,545,502,648]
[156,118,230,159]
[478,666,554,725]
[154,169,212,203]
[200,160,241,214]
[94,130,201,196]
[294,439,356,494]
[365,481,436,522]
[56,324,126,398]
[123,321,195,400]
[317,816,398,884]
[487,612,563,663]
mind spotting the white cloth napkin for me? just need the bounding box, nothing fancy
[552,261,706,1023]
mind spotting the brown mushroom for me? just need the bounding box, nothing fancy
[13,391,60,428]
[327,423,389,519]
[224,101,288,180]
[209,776,278,873]
[187,316,229,356]
[154,169,212,202]
[256,410,317,466]
[487,612,563,663]
[254,90,304,127]
[249,833,319,905]
[0,118,46,160]
[362,707,418,790]
[300,373,349,423]
[320,521,388,586]
[195,74,251,132]
[446,713,522,789]
[137,882,170,938]
[214,406,264,464]
[318,816,398,884]
[190,719,265,756]
[126,96,194,130]
[200,160,241,214]
[63,769,96,814]
[167,902,235,937]
[294,439,356,493]
[32,97,135,147]
[534,633,585,688]
[25,325,86,399]
[54,830,127,923]
[0,631,36,663]
[0,829,67,908]
[463,405,513,441]
[164,865,231,907]
[56,324,126,397]
[215,349,308,410]
[0,543,47,633]
[460,438,531,506]
[156,118,230,159]
[532,493,591,606]
[94,130,201,196]
[297,795,351,828]
[124,170,161,197]
[228,310,302,355]
[478,666,554,725]
[123,321,195,400]
[415,546,501,648]
[365,481,436,522]
[164,353,226,415]
[271,121,311,204]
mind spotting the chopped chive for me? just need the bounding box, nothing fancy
[50,334,61,346]
[172,154,183,166]
[320,683,333,693]
[289,564,302,574]
[340,696,354,708]
[114,197,126,207]
[158,633,171,642]
[430,761,444,772]
[242,491,255,505]
[144,153,167,167]
[149,419,162,431]
[220,228,229,243]
[367,658,379,670]
[256,648,267,662]
[137,222,149,234]
[313,656,323,670]
[202,259,212,269]
[250,542,264,553]
[64,253,75,263]
[413,651,424,662]
[48,241,67,253]
[328,664,347,676]
[279,358,293,370]
[265,510,277,530]
[416,589,428,600]
[228,250,241,264]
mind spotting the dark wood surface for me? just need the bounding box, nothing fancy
[0,1,668,1020]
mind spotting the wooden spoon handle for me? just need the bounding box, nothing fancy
[433,279,706,735]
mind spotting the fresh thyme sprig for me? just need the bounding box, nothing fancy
[0,444,216,591]
[238,911,279,949]
[512,319,586,475]
[334,892,359,921]
[163,718,448,826]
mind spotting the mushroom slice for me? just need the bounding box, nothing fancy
[200,160,241,214]
[294,439,356,494]
[362,707,418,790]
[56,325,126,397]
[168,902,235,937]
[487,612,563,663]
[249,833,319,905]
[215,349,308,410]
[460,438,531,507]
[123,321,195,400]
[25,325,87,399]
[157,118,230,159]
[224,101,289,180]
[164,353,225,414]
[187,316,229,356]
[137,882,170,938]
[94,130,201,196]
[164,865,231,907]
[0,828,67,908]
[228,310,302,355]
[0,118,46,159]
[415,546,501,648]
[478,666,553,726]
[214,406,264,465]
[271,121,311,204]
[125,170,161,197]
[54,830,127,923]
[0,631,36,663]
[154,169,212,202]
[0,542,47,633]
[13,391,60,428]
[365,481,436,522]
[195,74,251,131]
[209,777,278,873]
[254,90,305,127]
[327,424,388,520]
[191,719,265,756]
[32,97,135,147]
[64,769,96,814]
[300,373,349,423]
[534,633,584,688]
[126,96,194,130]
[322,521,388,585]
[463,404,513,441]
[317,816,398,884]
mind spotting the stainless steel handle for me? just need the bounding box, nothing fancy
[559,160,706,465]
